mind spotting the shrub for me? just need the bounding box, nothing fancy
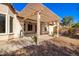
[31,35,37,45]
[68,27,75,36]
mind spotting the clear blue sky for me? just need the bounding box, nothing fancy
[12,3,79,23]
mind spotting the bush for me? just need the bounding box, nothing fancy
[68,27,75,36]
[31,35,37,45]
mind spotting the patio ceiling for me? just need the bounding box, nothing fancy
[18,3,60,22]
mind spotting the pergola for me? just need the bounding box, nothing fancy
[18,3,60,41]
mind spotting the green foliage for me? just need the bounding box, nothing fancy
[69,27,75,34]
[32,35,37,45]
[62,16,73,26]
[61,16,79,36]
[72,23,79,28]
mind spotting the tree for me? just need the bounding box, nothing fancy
[61,16,74,35]
[72,22,79,28]
[62,16,74,27]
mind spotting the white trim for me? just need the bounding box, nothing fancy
[9,16,14,33]
[9,33,14,35]
[6,13,9,34]
[0,33,8,36]
[0,33,14,36]
[0,12,7,34]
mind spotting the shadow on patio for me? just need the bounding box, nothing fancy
[61,32,79,40]
[3,39,79,56]
[70,35,79,39]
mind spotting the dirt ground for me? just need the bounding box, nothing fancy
[1,36,79,56]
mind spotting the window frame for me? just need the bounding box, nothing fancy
[27,23,33,31]
[9,16,13,33]
[0,12,6,35]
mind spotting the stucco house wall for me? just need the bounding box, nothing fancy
[0,4,23,40]
[13,15,23,38]
[0,4,9,40]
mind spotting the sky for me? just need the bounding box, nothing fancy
[12,3,79,23]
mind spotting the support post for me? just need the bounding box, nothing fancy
[37,11,41,44]
[57,22,59,37]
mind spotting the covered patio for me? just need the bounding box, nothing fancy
[18,4,60,38]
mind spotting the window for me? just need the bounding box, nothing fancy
[10,16,13,33]
[28,23,33,31]
[0,14,5,33]
[44,27,47,31]
[35,25,37,32]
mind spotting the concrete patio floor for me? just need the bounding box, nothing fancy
[6,35,79,56]
[0,35,79,55]
[0,35,53,53]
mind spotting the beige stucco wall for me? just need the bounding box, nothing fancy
[13,15,23,38]
[0,4,8,13]
[0,4,23,40]
[0,34,8,40]
[48,25,57,35]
